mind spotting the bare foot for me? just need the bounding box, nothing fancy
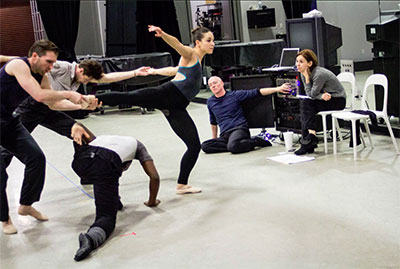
[18,205,48,221]
[2,218,17,234]
[176,184,202,195]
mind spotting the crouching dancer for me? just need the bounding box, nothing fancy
[70,123,160,261]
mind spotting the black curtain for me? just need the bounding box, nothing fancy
[136,0,182,65]
[37,0,80,62]
[282,0,314,19]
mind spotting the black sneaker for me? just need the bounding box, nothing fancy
[253,136,272,147]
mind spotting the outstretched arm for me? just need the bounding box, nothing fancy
[148,25,194,60]
[0,55,18,63]
[147,66,178,77]
[41,75,99,111]
[259,83,291,96]
[142,160,160,207]
[92,66,151,84]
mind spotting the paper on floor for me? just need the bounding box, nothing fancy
[267,154,315,165]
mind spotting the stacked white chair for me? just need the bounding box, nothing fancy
[332,74,399,160]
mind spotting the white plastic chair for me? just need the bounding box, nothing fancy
[317,72,357,154]
[332,74,400,160]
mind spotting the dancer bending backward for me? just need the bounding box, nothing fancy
[96,25,214,195]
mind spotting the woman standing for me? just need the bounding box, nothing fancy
[295,49,346,155]
[96,25,214,194]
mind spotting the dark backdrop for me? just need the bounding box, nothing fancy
[37,0,80,62]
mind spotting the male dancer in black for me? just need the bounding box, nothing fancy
[0,40,85,234]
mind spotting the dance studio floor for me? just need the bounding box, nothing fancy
[2,75,400,268]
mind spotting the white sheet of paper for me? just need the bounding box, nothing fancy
[267,154,315,165]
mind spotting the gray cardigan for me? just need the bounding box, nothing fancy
[300,66,346,100]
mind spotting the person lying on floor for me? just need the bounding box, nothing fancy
[201,76,291,154]
[70,123,160,261]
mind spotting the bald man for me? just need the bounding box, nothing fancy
[201,76,290,154]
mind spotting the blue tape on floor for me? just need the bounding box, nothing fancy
[46,161,94,199]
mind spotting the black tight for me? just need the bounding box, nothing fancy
[1,117,46,221]
[300,97,346,136]
[97,82,200,185]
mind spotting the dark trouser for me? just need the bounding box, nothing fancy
[201,126,258,154]
[1,116,46,221]
[1,97,76,168]
[72,145,122,238]
[97,82,201,185]
[300,97,346,137]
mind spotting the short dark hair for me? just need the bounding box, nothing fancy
[78,59,104,80]
[297,49,319,73]
[191,27,211,45]
[28,40,59,57]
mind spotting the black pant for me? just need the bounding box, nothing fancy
[201,126,258,154]
[1,97,76,168]
[1,116,46,221]
[97,82,201,185]
[300,97,346,136]
[72,145,122,237]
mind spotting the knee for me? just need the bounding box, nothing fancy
[227,143,245,154]
[189,141,201,155]
[27,149,46,167]
[201,142,212,154]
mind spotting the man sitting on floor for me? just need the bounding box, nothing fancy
[201,76,290,154]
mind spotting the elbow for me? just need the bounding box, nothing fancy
[46,102,56,110]
[33,93,46,103]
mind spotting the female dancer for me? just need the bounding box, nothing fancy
[294,49,346,155]
[96,25,214,194]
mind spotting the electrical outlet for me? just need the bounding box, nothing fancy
[361,48,365,54]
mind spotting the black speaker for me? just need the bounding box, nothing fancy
[247,8,276,29]
[230,74,275,128]
[373,57,400,117]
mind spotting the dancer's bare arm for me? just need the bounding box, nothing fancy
[6,59,83,104]
[0,55,18,63]
[93,66,151,83]
[41,74,97,110]
[142,160,161,207]
[147,66,179,77]
[148,25,194,60]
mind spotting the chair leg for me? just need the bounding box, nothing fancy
[363,120,373,148]
[360,129,366,147]
[335,118,343,141]
[351,119,358,161]
[333,116,337,155]
[383,116,400,154]
[322,114,328,154]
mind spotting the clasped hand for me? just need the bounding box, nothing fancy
[81,95,102,110]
